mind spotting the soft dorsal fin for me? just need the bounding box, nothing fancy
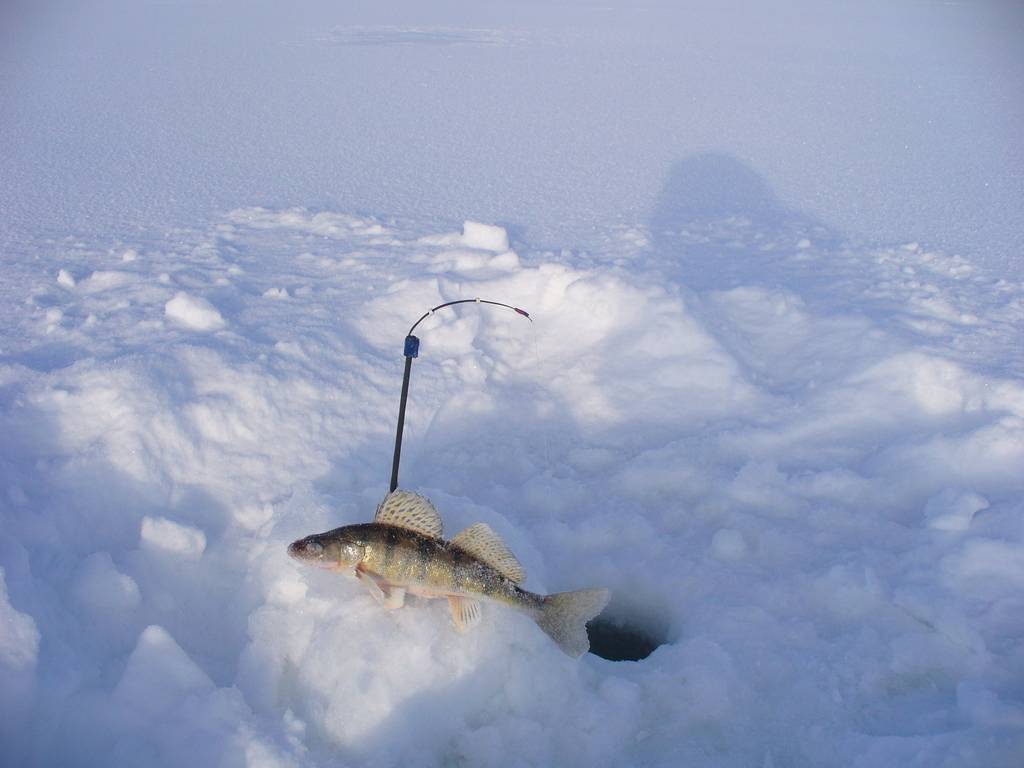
[450,523,526,584]
[374,490,443,539]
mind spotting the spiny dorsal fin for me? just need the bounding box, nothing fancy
[450,523,526,584]
[374,490,443,539]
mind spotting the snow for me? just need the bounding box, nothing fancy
[924,489,990,533]
[72,551,142,613]
[459,221,511,253]
[165,292,227,332]
[0,568,41,763]
[2,0,1023,766]
[710,528,748,561]
[140,516,208,559]
[0,568,39,672]
[113,625,215,713]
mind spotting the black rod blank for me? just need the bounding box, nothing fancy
[389,346,416,493]
[387,298,531,493]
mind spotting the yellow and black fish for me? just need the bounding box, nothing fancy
[288,490,610,658]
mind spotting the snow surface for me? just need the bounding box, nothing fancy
[2,1,1023,767]
[165,292,228,333]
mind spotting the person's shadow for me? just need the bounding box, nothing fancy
[648,153,841,291]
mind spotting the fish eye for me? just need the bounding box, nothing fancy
[308,541,324,555]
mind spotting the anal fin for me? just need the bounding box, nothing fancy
[448,596,482,633]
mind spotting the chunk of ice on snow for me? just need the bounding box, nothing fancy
[165,291,225,331]
[113,625,213,714]
[461,221,509,252]
[140,516,207,558]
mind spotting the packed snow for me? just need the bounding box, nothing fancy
[165,292,227,333]
[2,1,1023,767]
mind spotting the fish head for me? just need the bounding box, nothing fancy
[288,527,364,570]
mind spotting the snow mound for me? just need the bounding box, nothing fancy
[418,220,512,254]
[114,625,215,713]
[165,292,226,331]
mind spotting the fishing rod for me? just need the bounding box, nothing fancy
[389,298,532,492]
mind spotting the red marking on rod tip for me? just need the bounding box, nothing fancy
[514,307,530,318]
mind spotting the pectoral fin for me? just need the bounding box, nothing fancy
[355,568,387,605]
[448,596,482,633]
[382,586,406,610]
[356,569,406,610]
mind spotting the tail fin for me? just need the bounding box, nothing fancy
[534,588,611,658]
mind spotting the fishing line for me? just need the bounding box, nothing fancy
[389,298,532,492]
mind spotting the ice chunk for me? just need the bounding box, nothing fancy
[0,569,39,672]
[80,270,134,293]
[140,516,207,559]
[113,625,214,715]
[57,268,76,288]
[461,221,509,252]
[165,291,226,331]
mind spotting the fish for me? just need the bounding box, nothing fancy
[288,490,610,658]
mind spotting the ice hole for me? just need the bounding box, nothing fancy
[586,596,670,661]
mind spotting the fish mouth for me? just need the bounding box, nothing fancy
[288,537,325,562]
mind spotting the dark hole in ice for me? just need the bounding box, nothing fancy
[587,610,668,662]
